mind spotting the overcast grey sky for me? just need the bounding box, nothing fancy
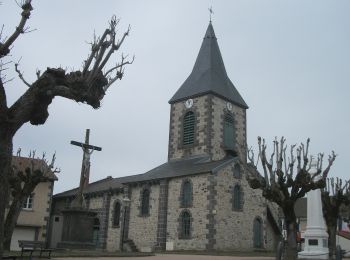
[1,0,349,194]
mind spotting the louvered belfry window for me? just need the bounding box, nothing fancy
[224,113,235,150]
[183,111,195,145]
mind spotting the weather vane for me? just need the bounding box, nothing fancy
[208,6,214,22]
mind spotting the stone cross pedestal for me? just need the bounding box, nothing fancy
[298,160,329,259]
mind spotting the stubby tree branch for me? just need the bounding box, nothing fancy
[246,137,336,260]
[14,59,31,87]
[247,137,336,205]
[2,14,132,135]
[0,0,33,58]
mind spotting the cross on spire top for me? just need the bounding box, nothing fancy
[208,6,214,22]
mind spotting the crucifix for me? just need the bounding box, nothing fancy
[70,129,102,208]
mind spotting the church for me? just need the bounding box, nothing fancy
[49,22,280,252]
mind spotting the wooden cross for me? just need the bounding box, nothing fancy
[70,129,102,208]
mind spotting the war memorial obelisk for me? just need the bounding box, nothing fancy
[298,159,329,259]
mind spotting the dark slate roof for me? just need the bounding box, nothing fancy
[54,176,119,198]
[123,156,236,183]
[54,156,236,198]
[169,22,248,109]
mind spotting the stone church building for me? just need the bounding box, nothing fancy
[49,22,280,252]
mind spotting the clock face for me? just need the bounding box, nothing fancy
[185,99,193,109]
[226,102,233,111]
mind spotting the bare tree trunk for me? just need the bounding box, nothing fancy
[3,193,26,250]
[284,206,298,260]
[285,221,298,260]
[327,222,337,260]
[0,130,13,257]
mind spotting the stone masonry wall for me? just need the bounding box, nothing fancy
[128,183,160,250]
[168,96,210,161]
[106,194,124,251]
[167,174,209,250]
[211,96,247,162]
[214,163,267,250]
[88,196,103,210]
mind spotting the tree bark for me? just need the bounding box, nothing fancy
[327,223,337,260]
[283,205,298,260]
[321,189,346,260]
[0,130,14,257]
[3,192,27,250]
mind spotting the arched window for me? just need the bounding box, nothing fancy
[181,180,192,207]
[183,111,195,145]
[180,211,191,239]
[233,185,242,210]
[223,113,235,150]
[141,189,150,216]
[233,164,241,178]
[253,217,263,248]
[113,201,121,227]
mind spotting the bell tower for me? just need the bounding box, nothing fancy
[168,22,248,162]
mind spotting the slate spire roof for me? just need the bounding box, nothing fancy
[169,22,248,109]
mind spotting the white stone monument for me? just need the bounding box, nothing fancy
[298,159,329,259]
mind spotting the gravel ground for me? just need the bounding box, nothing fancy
[52,254,275,260]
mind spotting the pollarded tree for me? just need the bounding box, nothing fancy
[0,1,133,256]
[246,137,336,260]
[321,177,350,259]
[4,151,59,250]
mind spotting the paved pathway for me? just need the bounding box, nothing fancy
[53,254,274,260]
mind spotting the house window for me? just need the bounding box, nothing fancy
[233,185,243,210]
[180,211,191,239]
[183,111,195,145]
[23,194,33,209]
[113,201,121,227]
[141,189,150,216]
[233,164,241,178]
[181,180,192,207]
[253,217,263,248]
[223,113,235,150]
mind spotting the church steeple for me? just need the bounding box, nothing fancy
[169,22,248,109]
[168,22,248,162]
